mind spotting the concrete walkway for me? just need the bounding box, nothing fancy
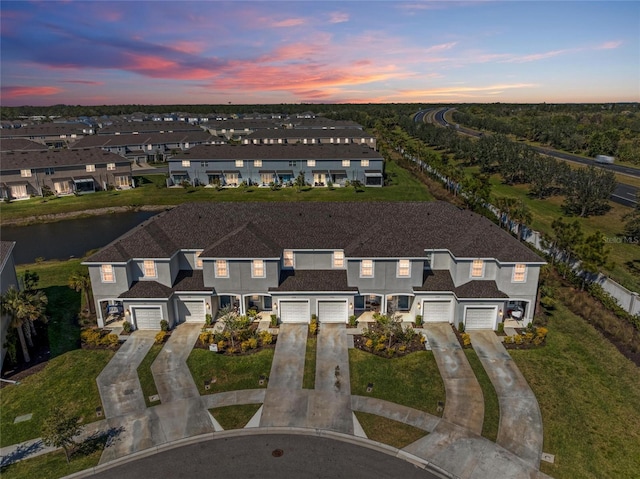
[96,331,156,419]
[424,323,484,434]
[469,331,543,467]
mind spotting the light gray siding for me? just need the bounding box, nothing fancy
[293,251,334,270]
[210,260,279,294]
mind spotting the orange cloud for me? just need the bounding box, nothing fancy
[123,53,213,80]
[1,86,63,98]
[271,17,306,28]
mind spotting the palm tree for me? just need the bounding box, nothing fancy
[511,200,533,241]
[1,287,38,363]
[68,270,93,314]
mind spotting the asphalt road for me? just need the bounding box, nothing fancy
[422,108,638,207]
[89,434,444,479]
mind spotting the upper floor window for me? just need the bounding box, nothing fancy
[288,160,297,167]
[397,259,411,278]
[143,260,157,278]
[101,264,115,283]
[215,260,229,278]
[181,160,191,167]
[235,159,244,167]
[20,169,32,177]
[307,159,316,167]
[195,251,203,269]
[333,251,344,268]
[342,159,351,167]
[252,259,265,278]
[283,250,294,268]
[360,259,373,278]
[361,159,369,167]
[86,164,95,172]
[471,259,484,278]
[512,264,527,282]
[200,161,208,167]
[254,159,262,167]
[107,163,116,171]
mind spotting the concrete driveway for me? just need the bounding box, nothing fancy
[96,331,156,419]
[425,323,484,435]
[469,331,543,467]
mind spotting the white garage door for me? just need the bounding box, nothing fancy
[423,300,452,323]
[318,301,348,323]
[178,299,206,323]
[279,301,310,323]
[465,307,496,330]
[132,307,162,330]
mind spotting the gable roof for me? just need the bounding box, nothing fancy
[85,202,543,264]
[0,148,130,171]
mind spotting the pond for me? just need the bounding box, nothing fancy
[2,211,159,265]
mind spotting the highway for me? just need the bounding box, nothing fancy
[420,108,638,207]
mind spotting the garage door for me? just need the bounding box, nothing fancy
[318,301,348,323]
[279,301,310,323]
[423,300,452,323]
[178,299,206,323]
[132,307,162,330]
[465,307,496,330]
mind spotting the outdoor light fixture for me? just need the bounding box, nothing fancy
[417,304,421,310]
[206,303,211,310]
[349,302,353,308]
[499,309,503,317]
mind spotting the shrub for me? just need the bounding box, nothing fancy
[399,345,407,352]
[240,340,250,352]
[536,327,548,339]
[386,348,395,357]
[497,322,505,334]
[199,330,213,345]
[80,329,101,346]
[205,313,213,327]
[270,314,278,327]
[247,337,258,349]
[259,330,273,345]
[348,315,358,327]
[365,339,374,349]
[122,321,132,334]
[375,342,386,352]
[461,333,471,348]
[155,331,168,344]
[160,319,169,332]
[103,333,120,348]
[311,313,317,321]
[309,318,318,335]
[458,322,465,333]
[217,340,226,351]
[513,334,523,345]
[415,315,423,327]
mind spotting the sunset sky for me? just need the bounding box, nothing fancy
[1,1,638,106]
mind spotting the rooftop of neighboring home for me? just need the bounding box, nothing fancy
[207,118,284,130]
[0,124,92,138]
[85,201,544,264]
[287,118,363,129]
[0,138,48,151]
[70,130,215,149]
[97,121,205,135]
[171,143,382,161]
[243,129,374,140]
[0,241,16,271]
[1,148,130,170]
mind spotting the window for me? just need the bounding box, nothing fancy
[195,251,203,269]
[143,260,157,278]
[307,159,316,167]
[252,259,265,278]
[20,169,32,177]
[86,164,95,172]
[283,250,294,268]
[288,160,297,167]
[397,259,411,277]
[215,260,229,278]
[471,259,484,278]
[512,264,527,282]
[107,163,116,171]
[115,176,129,187]
[342,159,351,167]
[333,251,344,268]
[101,264,115,283]
[360,259,373,278]
[200,161,208,167]
[235,159,244,167]
[44,167,55,175]
[260,173,273,185]
[181,160,191,167]
[225,172,239,185]
[361,159,369,167]
[254,159,262,167]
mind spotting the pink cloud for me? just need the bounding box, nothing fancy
[329,12,349,24]
[1,85,63,98]
[271,17,306,28]
[597,41,623,50]
[62,80,104,85]
[122,53,213,80]
[503,49,573,63]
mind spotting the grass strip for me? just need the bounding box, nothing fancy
[187,348,274,395]
[209,404,262,430]
[302,336,317,389]
[354,411,427,449]
[349,349,445,416]
[463,349,500,442]
[137,343,163,407]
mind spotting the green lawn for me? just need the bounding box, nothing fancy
[209,404,262,430]
[0,349,114,448]
[187,348,274,395]
[349,349,445,416]
[0,161,432,224]
[0,445,104,479]
[510,304,640,479]
[137,343,163,407]
[302,336,317,389]
[354,411,427,449]
[463,349,500,442]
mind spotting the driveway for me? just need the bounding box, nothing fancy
[96,331,156,419]
[469,331,543,467]
[424,323,484,435]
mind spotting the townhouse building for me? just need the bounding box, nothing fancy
[168,143,384,187]
[242,129,377,150]
[84,201,544,332]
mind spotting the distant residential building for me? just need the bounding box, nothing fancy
[242,129,377,150]
[168,143,384,187]
[0,124,94,148]
[97,121,205,135]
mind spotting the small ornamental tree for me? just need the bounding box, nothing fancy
[40,406,83,464]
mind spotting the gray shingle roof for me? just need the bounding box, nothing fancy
[1,148,129,171]
[269,270,357,292]
[0,241,16,271]
[172,270,206,291]
[1,139,48,151]
[454,281,508,299]
[119,281,173,299]
[172,143,381,160]
[86,202,543,264]
[70,131,213,149]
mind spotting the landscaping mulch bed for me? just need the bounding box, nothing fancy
[353,322,425,357]
[451,324,472,349]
